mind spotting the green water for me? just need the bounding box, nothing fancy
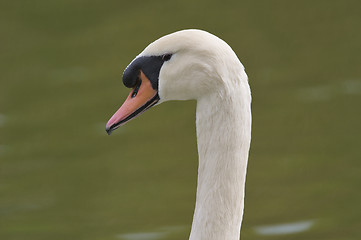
[1,0,360,239]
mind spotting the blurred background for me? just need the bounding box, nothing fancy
[1,0,360,239]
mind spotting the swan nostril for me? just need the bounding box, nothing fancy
[131,79,142,98]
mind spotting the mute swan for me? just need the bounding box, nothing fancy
[106,29,251,240]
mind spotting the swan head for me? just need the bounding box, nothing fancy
[106,29,245,134]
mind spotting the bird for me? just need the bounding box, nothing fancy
[105,29,252,240]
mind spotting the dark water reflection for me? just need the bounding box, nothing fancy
[1,0,360,239]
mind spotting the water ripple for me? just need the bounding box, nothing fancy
[116,232,166,240]
[116,225,186,240]
[254,220,315,235]
[298,79,361,102]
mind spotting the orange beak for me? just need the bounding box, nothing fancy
[105,70,159,135]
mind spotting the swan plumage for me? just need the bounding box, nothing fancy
[106,29,251,240]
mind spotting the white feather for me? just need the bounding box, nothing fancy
[139,29,251,240]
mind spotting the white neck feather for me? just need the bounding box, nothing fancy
[189,72,251,240]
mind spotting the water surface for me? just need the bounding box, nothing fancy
[1,0,360,239]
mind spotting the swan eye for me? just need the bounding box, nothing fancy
[162,54,172,61]
[131,76,142,98]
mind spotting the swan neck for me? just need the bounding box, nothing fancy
[189,88,251,240]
